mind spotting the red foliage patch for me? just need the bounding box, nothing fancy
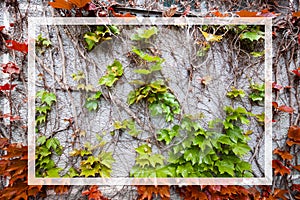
[272,160,291,176]
[0,83,17,91]
[5,40,28,54]
[2,62,20,74]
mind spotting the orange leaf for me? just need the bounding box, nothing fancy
[272,160,291,176]
[82,185,108,200]
[137,185,170,200]
[48,0,73,9]
[0,138,9,148]
[236,10,258,17]
[286,139,300,146]
[0,26,5,31]
[211,10,229,17]
[259,9,279,17]
[288,126,300,141]
[54,185,69,194]
[278,105,294,114]
[292,11,300,17]
[272,188,288,200]
[293,165,300,172]
[273,148,293,160]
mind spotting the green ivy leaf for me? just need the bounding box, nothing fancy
[150,63,162,71]
[99,74,118,87]
[46,168,62,177]
[85,100,98,111]
[45,159,55,169]
[148,154,164,167]
[232,143,251,156]
[227,87,245,98]
[136,154,150,168]
[36,115,46,125]
[183,148,199,165]
[99,166,112,178]
[218,135,235,145]
[36,105,50,114]
[99,152,115,169]
[108,60,123,76]
[133,69,151,74]
[226,126,243,143]
[38,146,51,157]
[41,92,56,106]
[149,103,163,116]
[236,160,252,172]
[176,163,193,177]
[215,160,235,176]
[249,93,263,101]
[132,47,163,63]
[250,51,265,57]
[80,168,98,177]
[37,136,46,145]
[240,31,264,41]
[108,25,120,35]
[99,60,123,87]
[156,165,176,177]
[135,144,152,155]
[67,167,79,178]
[131,27,158,40]
[46,138,60,151]
[84,32,99,51]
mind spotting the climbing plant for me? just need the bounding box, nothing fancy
[2,1,300,199]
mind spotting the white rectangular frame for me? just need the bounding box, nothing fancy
[28,17,272,185]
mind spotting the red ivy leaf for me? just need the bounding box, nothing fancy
[292,69,300,77]
[0,26,5,31]
[273,148,293,160]
[0,113,21,121]
[298,34,300,45]
[292,184,300,192]
[272,160,291,176]
[5,40,28,54]
[0,83,17,91]
[108,7,135,17]
[2,62,20,74]
[278,105,294,114]
[272,82,283,90]
[272,102,278,109]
